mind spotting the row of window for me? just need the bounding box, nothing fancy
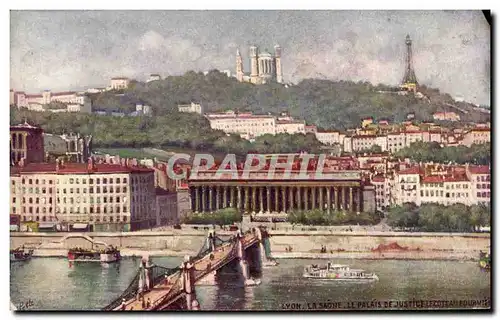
[19,177,129,185]
[57,196,126,204]
[476,175,490,182]
[18,215,129,223]
[57,186,128,194]
[55,206,128,214]
[476,184,490,189]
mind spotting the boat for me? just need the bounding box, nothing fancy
[479,250,490,270]
[10,248,34,262]
[68,246,121,263]
[303,263,379,281]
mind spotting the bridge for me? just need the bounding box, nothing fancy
[102,227,275,311]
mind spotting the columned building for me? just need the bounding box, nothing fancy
[188,170,374,214]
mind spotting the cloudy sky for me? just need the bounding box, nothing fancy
[10,10,490,105]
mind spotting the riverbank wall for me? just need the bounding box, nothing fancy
[10,230,489,261]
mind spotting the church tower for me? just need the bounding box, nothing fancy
[236,48,244,82]
[249,45,259,84]
[274,45,283,83]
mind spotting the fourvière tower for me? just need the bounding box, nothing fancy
[236,45,283,84]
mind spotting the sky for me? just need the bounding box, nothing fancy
[10,10,490,105]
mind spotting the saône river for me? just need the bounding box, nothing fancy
[11,257,490,311]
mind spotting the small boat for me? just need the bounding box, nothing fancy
[303,263,379,281]
[479,250,490,270]
[68,246,121,263]
[10,248,34,262]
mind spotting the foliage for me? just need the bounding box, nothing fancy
[10,107,321,156]
[85,70,488,129]
[394,141,491,165]
[288,209,381,226]
[181,208,242,225]
[386,203,490,232]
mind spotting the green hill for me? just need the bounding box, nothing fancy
[89,70,490,129]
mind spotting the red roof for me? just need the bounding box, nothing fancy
[371,175,385,182]
[10,162,153,175]
[470,128,490,132]
[398,166,422,175]
[468,165,490,174]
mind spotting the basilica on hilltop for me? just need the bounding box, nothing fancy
[236,45,283,85]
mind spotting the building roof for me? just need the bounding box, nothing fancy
[468,165,490,174]
[10,122,43,131]
[397,166,422,175]
[10,162,153,175]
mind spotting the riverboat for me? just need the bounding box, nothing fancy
[67,246,121,263]
[303,263,379,281]
[10,248,34,262]
[479,250,490,270]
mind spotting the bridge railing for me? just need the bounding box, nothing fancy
[150,272,183,310]
[102,264,181,311]
[102,269,141,311]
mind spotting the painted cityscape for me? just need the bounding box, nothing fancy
[10,10,491,312]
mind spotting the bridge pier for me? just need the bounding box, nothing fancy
[181,255,200,310]
[236,230,259,286]
[254,227,278,267]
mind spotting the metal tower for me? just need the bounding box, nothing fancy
[401,34,418,91]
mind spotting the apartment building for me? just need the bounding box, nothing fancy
[10,159,156,232]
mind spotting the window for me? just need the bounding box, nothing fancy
[29,198,33,204]
[96,178,100,184]
[90,187,94,194]
[123,187,127,193]
[103,178,107,184]
[96,187,100,193]
[123,206,127,213]
[83,179,87,184]
[110,178,113,184]
[12,197,16,204]
[123,216,127,222]
[123,178,127,184]
[70,188,74,194]
[69,178,74,184]
[90,178,94,184]
[116,178,120,183]
[29,179,32,184]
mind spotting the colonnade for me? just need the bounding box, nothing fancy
[190,185,363,214]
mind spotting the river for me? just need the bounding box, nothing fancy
[10,257,490,311]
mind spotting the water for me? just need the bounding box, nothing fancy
[10,257,490,311]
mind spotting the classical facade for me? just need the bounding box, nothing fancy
[10,122,45,166]
[188,170,375,214]
[110,77,130,90]
[236,45,283,85]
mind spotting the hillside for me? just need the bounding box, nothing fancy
[88,70,490,129]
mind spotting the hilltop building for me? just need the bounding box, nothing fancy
[236,45,283,85]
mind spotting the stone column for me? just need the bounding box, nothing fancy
[304,187,309,211]
[334,187,339,211]
[297,187,302,211]
[274,187,279,213]
[357,187,362,213]
[349,187,353,212]
[244,187,250,213]
[194,187,199,212]
[209,186,213,212]
[201,186,207,212]
[289,187,294,211]
[342,187,346,211]
[266,187,271,213]
[259,187,264,212]
[326,187,331,215]
[319,187,324,211]
[223,186,228,209]
[252,187,257,213]
[281,187,287,213]
[22,133,27,150]
[230,186,235,208]
[216,186,221,211]
[237,187,242,211]
[312,187,317,210]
